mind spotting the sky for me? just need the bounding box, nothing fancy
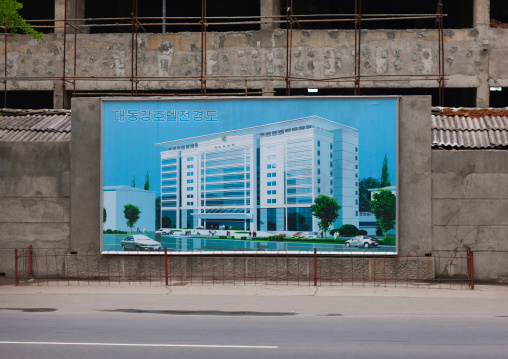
[103,97,397,196]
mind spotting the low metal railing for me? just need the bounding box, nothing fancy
[13,246,474,289]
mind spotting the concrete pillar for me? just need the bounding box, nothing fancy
[260,0,280,31]
[473,0,490,107]
[54,0,86,34]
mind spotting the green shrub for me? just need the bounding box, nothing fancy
[337,224,359,237]
[231,236,235,239]
[330,228,339,235]
[105,229,113,234]
[241,236,247,240]
[380,237,396,245]
[358,229,368,235]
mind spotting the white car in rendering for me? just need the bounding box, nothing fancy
[155,228,173,235]
[121,235,162,251]
[344,235,379,248]
[306,232,320,238]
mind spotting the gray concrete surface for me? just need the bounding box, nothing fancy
[1,0,507,107]
[1,283,507,317]
[398,96,432,255]
[1,284,508,359]
[70,97,102,254]
[432,150,508,282]
[0,142,71,277]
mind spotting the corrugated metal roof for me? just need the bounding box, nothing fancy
[0,109,71,142]
[431,106,508,149]
[1,106,507,148]
[432,115,508,148]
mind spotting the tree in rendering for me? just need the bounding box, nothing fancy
[358,177,381,212]
[369,189,396,238]
[0,0,44,40]
[155,196,161,229]
[380,154,392,188]
[161,215,172,228]
[103,207,107,224]
[131,176,136,187]
[310,195,341,239]
[144,171,150,191]
[124,204,141,234]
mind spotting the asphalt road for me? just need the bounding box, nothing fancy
[1,284,507,359]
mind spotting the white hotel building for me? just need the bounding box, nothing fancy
[156,116,359,232]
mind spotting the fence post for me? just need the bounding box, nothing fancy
[164,247,168,286]
[313,248,317,286]
[29,245,33,278]
[467,248,474,290]
[14,249,19,286]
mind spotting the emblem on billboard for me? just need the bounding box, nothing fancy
[221,134,227,142]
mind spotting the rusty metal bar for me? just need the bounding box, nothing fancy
[14,249,18,285]
[354,0,362,96]
[467,248,475,290]
[438,0,445,106]
[164,247,168,285]
[73,0,77,98]
[130,0,135,95]
[3,27,6,108]
[313,248,317,286]
[28,245,33,278]
[200,0,207,95]
[62,0,68,108]
[134,0,139,96]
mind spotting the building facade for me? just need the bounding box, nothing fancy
[157,116,359,232]
[103,185,156,233]
[2,1,507,110]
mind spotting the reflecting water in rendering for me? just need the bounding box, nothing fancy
[103,234,396,253]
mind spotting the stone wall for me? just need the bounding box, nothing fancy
[0,141,71,276]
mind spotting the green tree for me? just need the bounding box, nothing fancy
[103,207,107,224]
[123,204,141,234]
[131,176,136,187]
[310,195,341,239]
[380,154,391,188]
[369,189,396,238]
[155,196,161,229]
[359,177,381,212]
[0,0,43,40]
[144,171,150,190]
[161,216,172,228]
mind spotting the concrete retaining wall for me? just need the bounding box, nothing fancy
[432,150,508,283]
[62,255,435,283]
[3,95,508,283]
[0,141,71,277]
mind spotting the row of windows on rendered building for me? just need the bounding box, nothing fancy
[160,148,360,208]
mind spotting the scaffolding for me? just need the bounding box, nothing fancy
[1,0,447,108]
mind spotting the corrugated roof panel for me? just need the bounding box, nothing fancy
[0,111,70,142]
[431,114,508,148]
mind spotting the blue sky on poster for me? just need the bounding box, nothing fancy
[103,97,397,196]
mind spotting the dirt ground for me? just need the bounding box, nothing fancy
[0,276,16,286]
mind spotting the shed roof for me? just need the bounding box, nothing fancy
[431,107,508,149]
[0,109,71,142]
[1,106,508,149]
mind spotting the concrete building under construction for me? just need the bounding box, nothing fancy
[2,0,507,109]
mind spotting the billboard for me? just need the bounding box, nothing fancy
[101,97,398,254]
